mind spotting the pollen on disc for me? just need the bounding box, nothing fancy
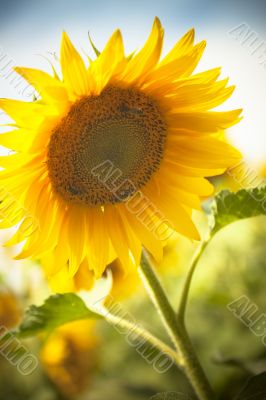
[47,86,167,206]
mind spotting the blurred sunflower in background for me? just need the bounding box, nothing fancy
[0,17,242,291]
[0,286,21,328]
[41,320,99,399]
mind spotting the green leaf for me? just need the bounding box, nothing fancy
[235,372,266,399]
[15,293,101,338]
[88,32,100,57]
[210,186,266,234]
[127,50,136,60]
[213,355,266,375]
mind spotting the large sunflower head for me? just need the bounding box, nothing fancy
[0,18,242,288]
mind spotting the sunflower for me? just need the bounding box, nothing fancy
[41,320,98,397]
[0,287,21,328]
[0,18,242,285]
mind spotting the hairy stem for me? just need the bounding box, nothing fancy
[139,250,215,400]
[100,307,180,364]
[178,238,211,323]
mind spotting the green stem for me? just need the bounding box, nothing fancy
[178,238,211,323]
[139,251,182,350]
[100,307,179,364]
[139,250,215,400]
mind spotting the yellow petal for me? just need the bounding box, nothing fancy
[160,28,195,66]
[67,206,86,276]
[0,193,25,228]
[104,205,132,271]
[86,207,111,278]
[51,215,71,276]
[165,79,235,112]
[167,109,243,132]
[122,17,164,84]
[157,178,202,209]
[162,158,225,177]
[0,99,49,128]
[143,65,220,97]
[107,259,141,301]
[145,41,206,84]
[46,265,77,293]
[117,206,142,266]
[14,67,68,102]
[165,136,242,169]
[183,67,221,84]
[0,153,27,169]
[91,29,125,94]
[144,183,200,240]
[157,167,214,196]
[121,204,163,263]
[0,129,33,152]
[60,31,91,98]
[74,259,95,291]
[14,183,56,258]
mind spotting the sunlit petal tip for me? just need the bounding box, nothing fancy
[153,16,164,35]
[233,108,243,120]
[110,29,124,49]
[198,40,207,50]
[61,31,73,56]
[223,85,236,99]
[184,27,195,42]
[153,16,162,27]
[189,27,195,37]
[61,31,77,54]
[13,66,31,83]
[61,30,68,41]
[13,66,21,74]
[114,29,122,39]
[231,146,243,160]
[222,77,230,85]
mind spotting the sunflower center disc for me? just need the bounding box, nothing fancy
[47,87,167,206]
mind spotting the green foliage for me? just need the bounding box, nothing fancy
[210,186,266,234]
[88,32,101,56]
[15,293,101,338]
[149,393,192,399]
[235,372,266,399]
